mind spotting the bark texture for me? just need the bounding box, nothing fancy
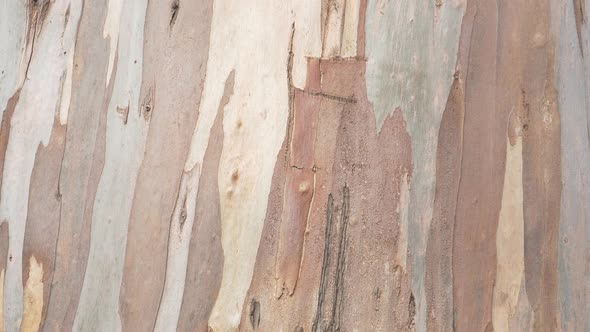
[1,0,589,331]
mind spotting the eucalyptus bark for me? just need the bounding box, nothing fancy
[1,0,589,331]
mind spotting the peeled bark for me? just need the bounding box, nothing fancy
[1,0,589,331]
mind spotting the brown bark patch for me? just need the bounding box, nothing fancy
[23,114,66,328]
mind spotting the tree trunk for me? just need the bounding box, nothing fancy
[1,0,588,331]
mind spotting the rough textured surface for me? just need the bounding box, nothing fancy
[1,0,589,331]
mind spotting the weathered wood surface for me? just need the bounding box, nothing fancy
[0,0,589,331]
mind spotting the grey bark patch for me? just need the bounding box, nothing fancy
[0,222,8,271]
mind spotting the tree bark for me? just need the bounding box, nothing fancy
[0,0,589,331]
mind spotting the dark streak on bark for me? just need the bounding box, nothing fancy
[178,190,188,232]
[249,298,261,330]
[169,0,179,29]
[312,184,350,332]
[331,184,349,331]
[284,22,296,167]
[23,18,37,80]
[307,91,356,104]
[408,293,416,331]
[63,3,71,32]
[574,0,586,55]
[24,0,52,80]
[312,194,334,332]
